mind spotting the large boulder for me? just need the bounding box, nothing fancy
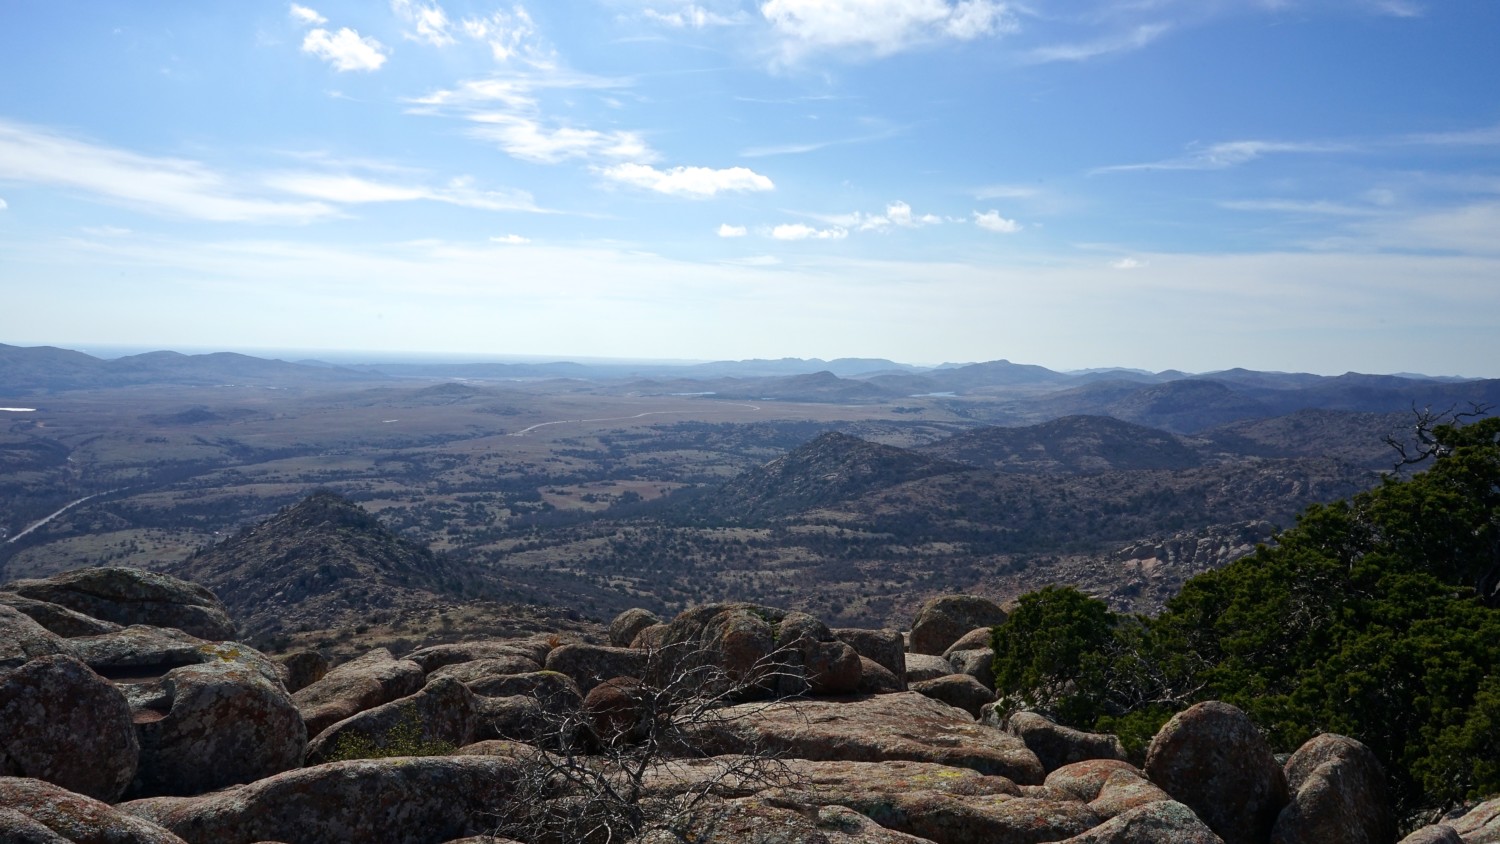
[833,628,907,683]
[544,643,649,696]
[120,756,523,844]
[942,627,994,660]
[904,653,955,684]
[910,674,995,718]
[645,756,1021,803]
[0,654,139,803]
[305,676,479,764]
[1270,733,1393,844]
[293,647,425,739]
[1145,701,1288,844]
[686,692,1045,784]
[0,777,188,843]
[1055,799,1226,844]
[909,595,1006,656]
[4,567,236,641]
[1397,827,1463,844]
[68,627,283,687]
[945,648,996,691]
[658,603,862,698]
[996,711,1130,774]
[610,608,661,648]
[0,592,121,637]
[429,654,542,686]
[404,638,554,674]
[1449,797,1500,843]
[129,660,306,798]
[0,605,71,670]
[273,649,328,694]
[856,657,904,694]
[464,669,582,714]
[472,694,548,743]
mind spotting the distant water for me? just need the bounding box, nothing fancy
[0,407,37,412]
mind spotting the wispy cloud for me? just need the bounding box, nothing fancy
[490,233,531,244]
[815,199,941,232]
[263,172,543,212]
[770,222,848,240]
[391,0,456,47]
[740,124,903,158]
[1024,22,1170,63]
[461,6,553,66]
[1110,257,1145,270]
[717,223,747,237]
[1094,139,1349,174]
[0,120,333,223]
[643,4,743,29]
[762,0,1018,60]
[1220,199,1381,217]
[598,163,774,197]
[410,73,647,165]
[1403,123,1500,147]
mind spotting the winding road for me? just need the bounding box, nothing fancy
[6,490,117,544]
[508,404,762,436]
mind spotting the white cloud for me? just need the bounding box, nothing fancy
[0,198,7,211]
[1095,139,1349,174]
[644,4,740,28]
[717,223,748,237]
[264,172,542,212]
[1404,123,1500,147]
[468,114,650,164]
[409,73,646,166]
[462,7,551,65]
[490,234,531,244]
[599,163,774,198]
[1024,22,1170,64]
[0,119,333,223]
[391,0,455,46]
[1111,258,1145,270]
[761,0,1017,58]
[771,223,847,240]
[302,27,389,72]
[973,210,1020,233]
[289,4,326,25]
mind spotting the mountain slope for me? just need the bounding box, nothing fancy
[687,431,969,521]
[166,491,473,639]
[919,415,1205,473]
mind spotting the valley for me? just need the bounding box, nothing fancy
[7,344,1484,655]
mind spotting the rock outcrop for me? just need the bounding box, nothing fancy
[0,777,187,843]
[908,595,1006,656]
[292,647,425,739]
[687,692,1045,784]
[996,711,1130,774]
[120,756,523,844]
[4,567,236,641]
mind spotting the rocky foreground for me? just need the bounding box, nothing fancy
[2,566,1496,844]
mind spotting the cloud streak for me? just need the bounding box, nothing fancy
[0,120,333,223]
[598,163,774,197]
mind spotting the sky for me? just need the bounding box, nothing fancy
[1,1,1498,375]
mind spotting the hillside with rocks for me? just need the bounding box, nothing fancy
[3,564,1496,843]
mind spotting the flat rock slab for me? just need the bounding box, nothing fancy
[685,692,1044,784]
[120,756,522,844]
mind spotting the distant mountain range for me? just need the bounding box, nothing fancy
[4,343,1496,435]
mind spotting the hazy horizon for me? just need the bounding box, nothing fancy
[3,2,1498,376]
[5,339,1490,380]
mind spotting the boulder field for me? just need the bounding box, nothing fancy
[2,568,1494,844]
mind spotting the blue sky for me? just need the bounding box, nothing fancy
[1,1,1498,374]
